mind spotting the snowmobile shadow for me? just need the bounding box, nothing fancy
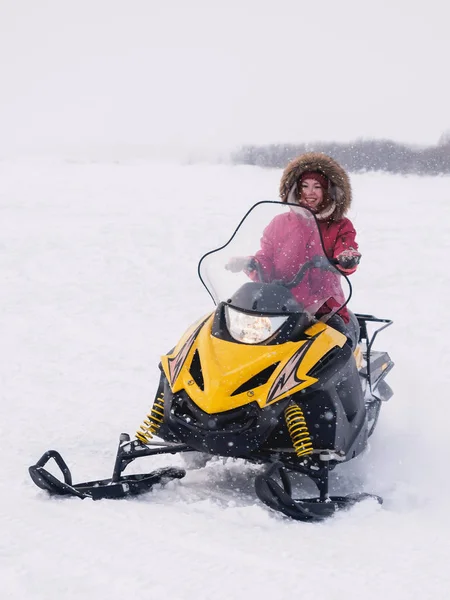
[129,450,378,512]
[155,456,368,510]
[176,458,265,507]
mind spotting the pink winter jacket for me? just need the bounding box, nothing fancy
[317,218,359,273]
[250,212,358,323]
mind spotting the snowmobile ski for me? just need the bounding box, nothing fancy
[29,435,187,500]
[255,462,382,522]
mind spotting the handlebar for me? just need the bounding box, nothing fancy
[271,256,339,289]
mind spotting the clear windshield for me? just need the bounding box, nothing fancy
[198,201,349,318]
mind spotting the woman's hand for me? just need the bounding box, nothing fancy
[336,249,361,270]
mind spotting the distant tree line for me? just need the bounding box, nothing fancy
[231,136,450,175]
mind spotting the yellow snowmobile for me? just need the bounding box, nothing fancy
[29,202,393,521]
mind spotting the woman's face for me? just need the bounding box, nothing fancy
[299,178,324,212]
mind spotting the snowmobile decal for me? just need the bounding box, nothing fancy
[266,325,346,404]
[166,315,211,387]
[266,342,311,403]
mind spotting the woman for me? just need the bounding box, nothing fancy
[279,152,360,277]
[227,152,361,343]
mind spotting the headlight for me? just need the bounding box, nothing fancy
[225,306,288,344]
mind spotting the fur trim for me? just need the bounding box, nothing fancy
[316,201,336,221]
[279,152,352,221]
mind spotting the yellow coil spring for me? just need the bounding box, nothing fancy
[284,403,314,458]
[135,395,165,444]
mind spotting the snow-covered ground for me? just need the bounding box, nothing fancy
[1,158,449,599]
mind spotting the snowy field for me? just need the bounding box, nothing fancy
[1,158,450,599]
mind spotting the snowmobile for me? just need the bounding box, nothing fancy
[29,201,394,521]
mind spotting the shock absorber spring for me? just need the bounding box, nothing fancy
[284,403,313,457]
[135,394,165,444]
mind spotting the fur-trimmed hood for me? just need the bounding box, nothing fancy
[279,152,352,221]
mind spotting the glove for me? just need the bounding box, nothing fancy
[336,249,361,271]
[225,256,255,273]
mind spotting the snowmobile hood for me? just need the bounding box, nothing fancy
[161,316,347,414]
[279,152,352,221]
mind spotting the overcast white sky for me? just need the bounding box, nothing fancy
[0,0,449,155]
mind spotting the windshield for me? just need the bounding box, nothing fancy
[198,201,349,318]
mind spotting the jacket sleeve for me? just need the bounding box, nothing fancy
[333,218,359,275]
[248,219,277,281]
